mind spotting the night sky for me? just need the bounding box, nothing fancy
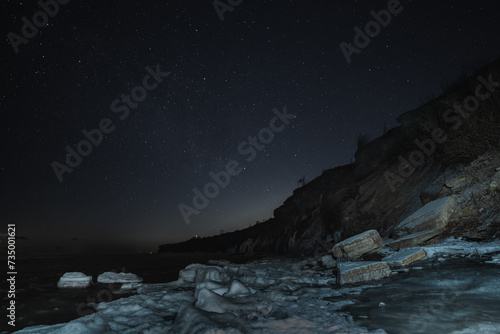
[2,0,500,254]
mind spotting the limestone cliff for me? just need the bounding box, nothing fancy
[159,57,500,255]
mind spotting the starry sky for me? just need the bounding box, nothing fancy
[2,0,500,254]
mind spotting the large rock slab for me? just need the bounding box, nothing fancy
[331,229,383,259]
[337,261,391,285]
[383,248,427,266]
[57,272,92,289]
[386,229,443,248]
[393,197,456,238]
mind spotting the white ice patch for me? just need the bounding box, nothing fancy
[450,323,500,334]
[485,254,500,264]
[423,238,500,258]
[57,272,92,289]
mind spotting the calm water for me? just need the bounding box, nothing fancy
[341,257,500,334]
[0,252,256,333]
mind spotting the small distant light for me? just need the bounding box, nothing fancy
[149,252,152,255]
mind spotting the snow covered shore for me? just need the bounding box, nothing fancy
[13,238,500,334]
[13,258,385,334]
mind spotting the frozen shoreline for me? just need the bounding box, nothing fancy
[13,238,500,334]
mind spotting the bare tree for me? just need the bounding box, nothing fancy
[356,133,370,149]
[383,122,389,135]
[297,175,307,187]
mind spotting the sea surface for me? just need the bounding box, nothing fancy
[341,257,500,334]
[0,252,257,333]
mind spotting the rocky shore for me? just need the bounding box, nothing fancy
[14,236,500,333]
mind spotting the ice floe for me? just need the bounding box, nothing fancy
[56,272,92,289]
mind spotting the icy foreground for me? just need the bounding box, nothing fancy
[15,259,386,334]
[14,238,500,334]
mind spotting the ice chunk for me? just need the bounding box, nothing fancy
[97,272,143,284]
[97,272,143,292]
[57,272,92,289]
[224,280,254,298]
[170,305,248,334]
[195,288,272,319]
[194,281,228,299]
[178,264,229,284]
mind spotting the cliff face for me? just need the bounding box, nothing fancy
[159,58,500,255]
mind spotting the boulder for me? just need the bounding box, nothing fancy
[337,261,391,285]
[57,272,92,289]
[392,197,456,238]
[445,167,497,192]
[331,229,383,259]
[383,248,427,267]
[386,229,443,248]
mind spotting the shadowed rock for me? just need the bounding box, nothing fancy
[387,229,443,248]
[393,197,456,238]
